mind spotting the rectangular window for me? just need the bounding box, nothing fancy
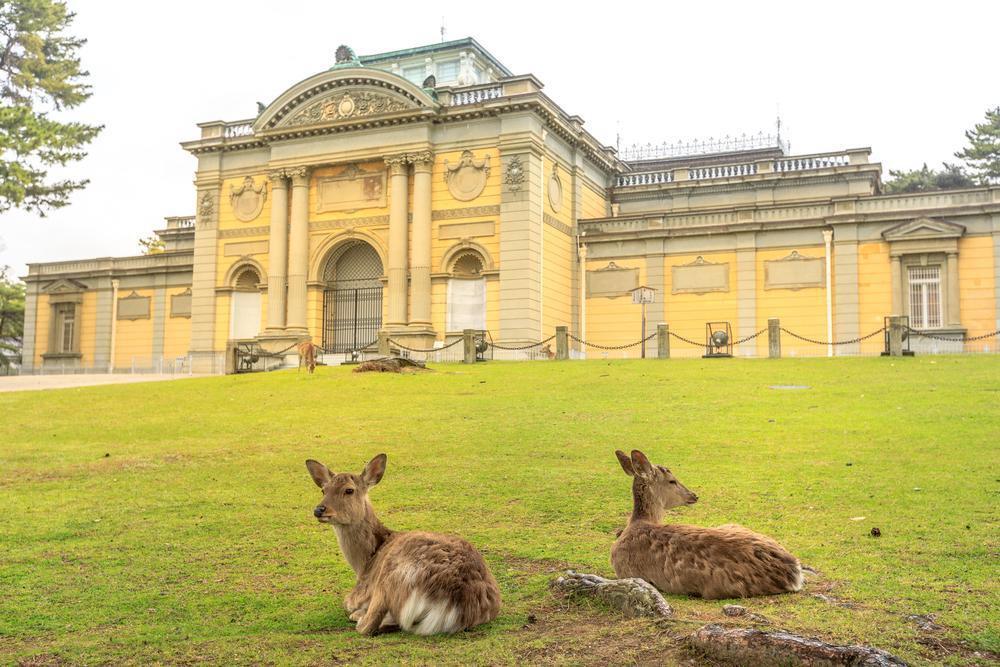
[908,265,942,328]
[435,60,459,83]
[56,303,76,353]
[402,66,425,85]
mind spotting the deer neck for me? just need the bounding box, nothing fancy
[629,482,664,526]
[333,501,392,576]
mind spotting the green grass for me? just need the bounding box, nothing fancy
[1,357,997,665]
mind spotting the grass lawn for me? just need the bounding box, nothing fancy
[1,357,997,665]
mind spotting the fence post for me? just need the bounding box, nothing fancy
[555,326,569,360]
[657,324,669,359]
[377,331,390,356]
[768,318,781,359]
[463,329,476,364]
[888,315,904,357]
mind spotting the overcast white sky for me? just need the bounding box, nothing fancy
[2,0,997,277]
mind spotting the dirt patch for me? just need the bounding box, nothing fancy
[511,602,702,666]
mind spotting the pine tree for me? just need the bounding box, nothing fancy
[0,1,103,216]
[955,106,1000,185]
[0,267,25,373]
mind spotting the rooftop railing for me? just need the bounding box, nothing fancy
[620,133,788,162]
[449,85,503,106]
[223,121,254,138]
[615,149,869,188]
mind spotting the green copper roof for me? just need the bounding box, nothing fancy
[357,37,513,77]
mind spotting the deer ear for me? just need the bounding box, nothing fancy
[305,459,332,488]
[630,450,655,478]
[362,453,387,487]
[615,450,635,476]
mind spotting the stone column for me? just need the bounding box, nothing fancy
[386,155,410,328]
[890,255,903,316]
[265,170,289,331]
[285,166,311,334]
[947,251,960,326]
[409,151,433,329]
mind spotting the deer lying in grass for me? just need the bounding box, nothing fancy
[611,449,803,599]
[305,454,501,635]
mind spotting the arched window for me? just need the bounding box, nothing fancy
[447,250,487,332]
[230,266,262,340]
[321,241,384,352]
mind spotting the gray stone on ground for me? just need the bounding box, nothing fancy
[689,624,908,666]
[550,570,672,618]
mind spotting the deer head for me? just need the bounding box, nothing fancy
[616,449,698,520]
[305,454,386,525]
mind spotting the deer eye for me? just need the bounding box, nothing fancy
[344,488,355,495]
[669,480,678,485]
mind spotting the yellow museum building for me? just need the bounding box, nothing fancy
[20,38,1000,372]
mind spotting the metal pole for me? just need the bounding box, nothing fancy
[641,301,647,359]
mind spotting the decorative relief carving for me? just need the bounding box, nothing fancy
[117,291,151,320]
[286,90,409,127]
[504,155,526,193]
[548,163,563,212]
[316,164,385,214]
[543,213,572,235]
[229,176,267,222]
[170,288,192,318]
[267,169,288,183]
[764,250,825,290]
[384,153,409,175]
[409,151,434,168]
[310,215,390,232]
[432,205,500,220]
[672,256,729,294]
[218,226,269,239]
[587,261,640,297]
[444,150,490,202]
[197,191,215,225]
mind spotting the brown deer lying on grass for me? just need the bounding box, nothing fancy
[611,449,803,599]
[305,454,501,635]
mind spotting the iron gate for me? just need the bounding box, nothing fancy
[323,286,382,352]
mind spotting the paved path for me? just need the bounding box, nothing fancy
[0,374,209,393]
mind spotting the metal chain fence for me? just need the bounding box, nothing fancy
[568,332,655,351]
[779,326,887,347]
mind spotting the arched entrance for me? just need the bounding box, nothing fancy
[321,241,384,352]
[230,267,262,339]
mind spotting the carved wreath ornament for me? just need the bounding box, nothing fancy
[443,150,490,202]
[287,91,408,126]
[504,155,526,193]
[229,176,267,222]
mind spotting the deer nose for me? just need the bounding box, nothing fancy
[313,505,325,518]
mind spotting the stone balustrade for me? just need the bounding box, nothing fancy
[223,121,254,138]
[164,216,195,229]
[449,85,503,106]
[689,163,757,180]
[773,153,849,172]
[617,171,674,187]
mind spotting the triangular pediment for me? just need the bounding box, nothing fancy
[42,278,87,294]
[254,68,438,133]
[882,217,965,242]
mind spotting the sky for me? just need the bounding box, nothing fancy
[2,0,997,277]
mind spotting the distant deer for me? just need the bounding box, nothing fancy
[297,340,317,373]
[305,454,501,635]
[611,450,803,599]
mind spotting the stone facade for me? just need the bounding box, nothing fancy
[20,38,1000,372]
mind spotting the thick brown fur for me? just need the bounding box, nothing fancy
[610,449,803,600]
[297,341,317,373]
[305,455,501,635]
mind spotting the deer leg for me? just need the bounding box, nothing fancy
[355,591,390,636]
[345,583,370,615]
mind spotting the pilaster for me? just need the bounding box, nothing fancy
[189,183,221,372]
[498,148,543,342]
[890,255,903,316]
[833,225,861,355]
[92,276,113,371]
[285,166,311,334]
[409,151,434,331]
[20,281,39,373]
[152,276,167,365]
[644,244,666,339]
[265,170,289,331]
[947,251,961,327]
[735,232,757,356]
[386,154,410,329]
